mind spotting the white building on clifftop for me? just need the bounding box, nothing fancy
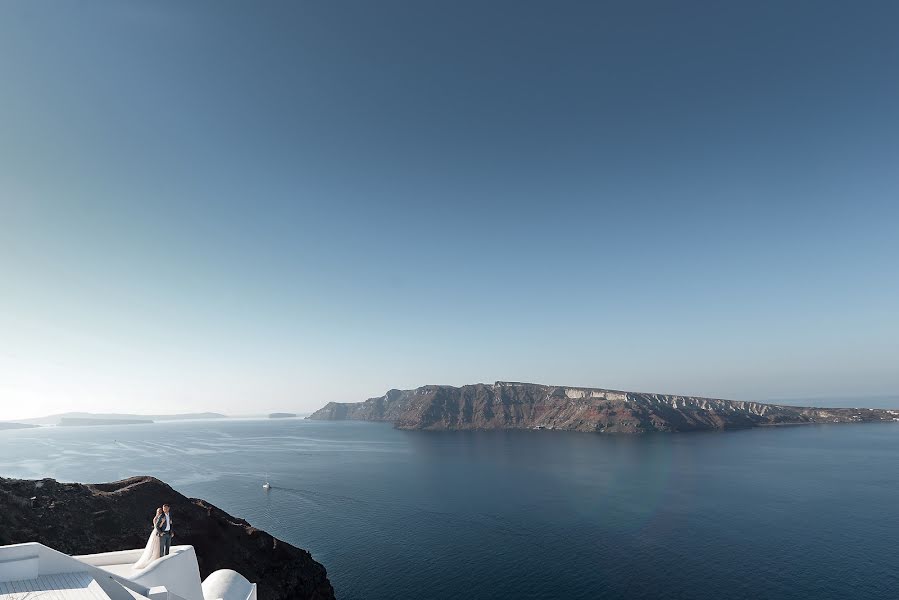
[0,542,256,600]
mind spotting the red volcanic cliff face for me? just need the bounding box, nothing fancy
[0,476,335,600]
[309,382,899,433]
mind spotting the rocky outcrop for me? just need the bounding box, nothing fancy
[308,381,899,433]
[0,476,335,600]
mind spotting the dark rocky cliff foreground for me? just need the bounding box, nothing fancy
[0,476,335,600]
[308,381,899,433]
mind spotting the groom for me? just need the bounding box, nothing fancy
[155,504,174,556]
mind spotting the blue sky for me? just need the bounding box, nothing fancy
[1,1,897,419]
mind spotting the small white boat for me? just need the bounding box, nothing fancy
[262,481,271,490]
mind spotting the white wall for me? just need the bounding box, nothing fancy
[80,545,257,600]
[0,543,39,582]
[3,542,254,600]
[119,546,205,600]
[0,542,95,581]
[77,548,145,567]
[0,543,147,600]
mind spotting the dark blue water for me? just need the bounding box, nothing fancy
[2,419,898,599]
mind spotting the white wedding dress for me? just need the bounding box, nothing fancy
[132,524,161,569]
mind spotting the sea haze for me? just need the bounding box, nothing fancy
[1,419,897,600]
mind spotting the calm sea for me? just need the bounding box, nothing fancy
[1,419,898,599]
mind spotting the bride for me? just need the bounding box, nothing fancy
[132,508,164,569]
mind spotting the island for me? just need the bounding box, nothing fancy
[308,381,899,433]
[20,412,228,426]
[0,475,335,600]
[0,422,38,431]
[269,412,298,419]
[58,417,154,426]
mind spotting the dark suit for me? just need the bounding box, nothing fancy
[155,513,173,556]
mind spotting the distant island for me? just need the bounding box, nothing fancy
[58,417,153,427]
[0,475,334,600]
[19,411,228,426]
[269,412,298,419]
[308,381,899,433]
[0,422,38,431]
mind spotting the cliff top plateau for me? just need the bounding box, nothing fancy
[308,381,899,433]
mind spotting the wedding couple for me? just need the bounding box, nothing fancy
[132,504,175,569]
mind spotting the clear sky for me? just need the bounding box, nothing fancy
[1,1,898,420]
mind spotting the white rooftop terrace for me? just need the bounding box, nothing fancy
[0,543,256,600]
[0,572,111,600]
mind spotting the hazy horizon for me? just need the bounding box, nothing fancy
[2,1,898,422]
[3,387,899,423]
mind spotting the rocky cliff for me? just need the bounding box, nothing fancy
[0,476,335,600]
[308,381,899,433]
